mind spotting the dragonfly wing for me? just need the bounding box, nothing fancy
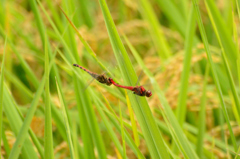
[83,77,96,91]
[135,70,144,86]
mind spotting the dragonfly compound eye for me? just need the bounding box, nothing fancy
[146,90,152,97]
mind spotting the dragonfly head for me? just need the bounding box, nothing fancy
[109,78,115,84]
[106,78,113,86]
[146,90,152,97]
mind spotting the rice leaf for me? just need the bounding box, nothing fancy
[56,78,75,159]
[0,37,7,159]
[3,85,39,159]
[44,34,54,159]
[98,0,170,158]
[175,6,196,126]
[119,101,127,159]
[196,64,209,157]
[192,0,237,151]
[138,0,171,59]
[125,90,140,147]
[123,35,198,158]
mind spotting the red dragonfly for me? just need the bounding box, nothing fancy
[109,78,152,97]
[73,64,112,86]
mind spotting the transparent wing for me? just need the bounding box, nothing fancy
[135,70,144,86]
[83,71,107,91]
[83,76,96,91]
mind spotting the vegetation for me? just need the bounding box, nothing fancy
[0,0,239,158]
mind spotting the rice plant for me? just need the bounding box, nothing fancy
[0,0,239,158]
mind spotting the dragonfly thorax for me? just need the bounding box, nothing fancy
[96,75,112,86]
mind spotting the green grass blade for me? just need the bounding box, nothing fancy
[93,93,124,157]
[0,26,39,88]
[155,0,186,37]
[51,3,108,156]
[178,0,188,19]
[125,90,140,147]
[192,0,237,151]
[0,37,7,159]
[56,78,75,159]
[3,85,39,159]
[44,34,54,159]
[30,0,67,113]
[100,105,145,158]
[123,35,199,158]
[8,77,45,159]
[119,102,126,159]
[59,7,113,77]
[77,0,94,28]
[4,70,33,99]
[204,0,237,73]
[205,0,240,123]
[196,64,209,157]
[234,2,240,97]
[8,40,58,158]
[98,0,170,158]
[99,92,144,158]
[138,0,171,59]
[230,91,240,125]
[2,128,10,157]
[175,6,196,126]
[9,89,44,159]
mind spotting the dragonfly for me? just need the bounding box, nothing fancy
[73,64,112,86]
[109,78,152,97]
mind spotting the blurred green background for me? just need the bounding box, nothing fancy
[0,0,240,158]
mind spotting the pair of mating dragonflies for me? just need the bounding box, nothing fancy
[73,64,152,97]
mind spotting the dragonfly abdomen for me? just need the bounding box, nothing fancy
[73,64,98,78]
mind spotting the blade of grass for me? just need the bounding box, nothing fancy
[92,92,124,157]
[98,0,170,158]
[4,70,33,99]
[8,41,58,158]
[0,26,39,88]
[72,76,96,159]
[8,76,46,159]
[29,1,69,126]
[56,43,104,158]
[119,102,127,159]
[59,7,114,78]
[3,85,39,159]
[44,34,54,159]
[204,0,237,75]
[35,4,86,157]
[196,64,209,157]
[1,18,80,158]
[178,0,188,19]
[123,35,199,158]
[100,104,145,159]
[175,5,196,126]
[230,92,240,125]
[192,0,237,151]
[138,0,171,59]
[56,78,75,159]
[234,7,240,104]
[160,105,187,158]
[154,0,186,37]
[173,5,196,153]
[125,90,140,147]
[0,37,7,159]
[205,0,240,124]
[13,101,44,159]
[77,0,94,28]
[58,3,108,156]
[98,90,144,158]
[72,119,80,159]
[2,128,10,157]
